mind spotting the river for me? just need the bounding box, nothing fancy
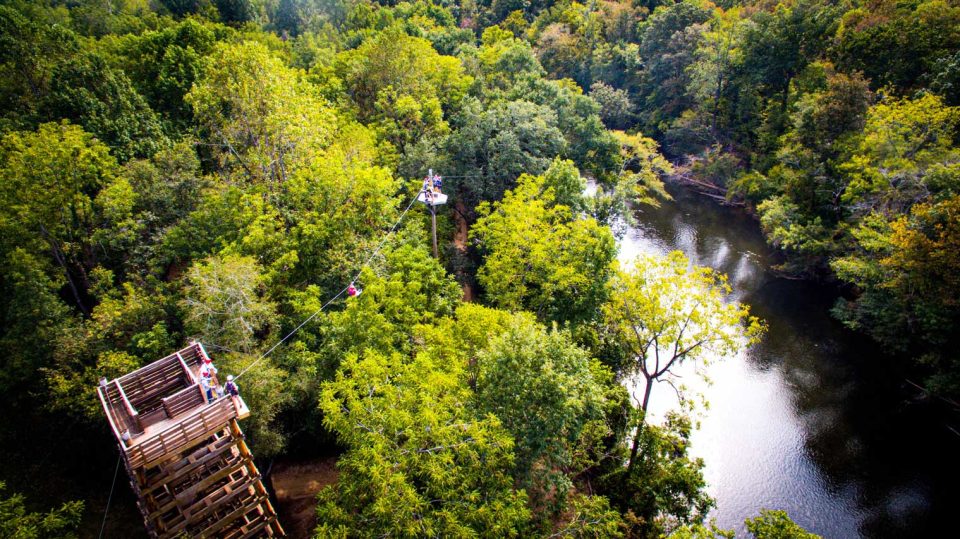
[616,184,956,538]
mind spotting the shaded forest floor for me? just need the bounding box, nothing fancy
[272,456,339,539]
[452,199,474,302]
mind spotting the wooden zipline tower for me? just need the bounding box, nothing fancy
[97,342,284,538]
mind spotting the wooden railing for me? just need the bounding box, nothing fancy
[121,358,186,406]
[99,383,141,438]
[100,343,211,447]
[126,397,238,470]
[162,385,205,419]
[97,385,125,443]
[176,352,198,385]
[118,343,205,406]
[115,380,139,418]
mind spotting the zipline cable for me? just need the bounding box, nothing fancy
[203,342,244,355]
[97,454,121,539]
[234,188,424,381]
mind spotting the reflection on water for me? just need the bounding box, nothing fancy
[618,185,957,538]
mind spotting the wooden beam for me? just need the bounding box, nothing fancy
[113,380,137,419]
[237,516,274,539]
[97,386,124,443]
[141,436,238,496]
[147,455,250,521]
[169,476,258,534]
[196,341,213,364]
[176,352,198,385]
[193,492,268,539]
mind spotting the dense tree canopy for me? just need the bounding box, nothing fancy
[472,162,617,324]
[0,482,82,539]
[316,349,531,537]
[475,315,604,510]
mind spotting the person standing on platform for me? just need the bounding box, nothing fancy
[199,355,219,402]
[422,175,434,204]
[201,373,217,402]
[224,375,240,397]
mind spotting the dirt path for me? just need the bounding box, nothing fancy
[452,199,469,250]
[272,456,339,538]
[452,199,475,302]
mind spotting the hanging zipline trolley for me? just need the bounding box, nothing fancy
[97,342,284,538]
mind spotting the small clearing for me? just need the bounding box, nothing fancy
[272,456,339,538]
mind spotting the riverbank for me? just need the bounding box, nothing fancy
[621,182,959,537]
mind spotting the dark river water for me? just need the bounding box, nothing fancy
[616,184,957,538]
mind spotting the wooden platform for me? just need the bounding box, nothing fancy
[98,342,284,538]
[417,191,448,205]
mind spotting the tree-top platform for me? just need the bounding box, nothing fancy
[98,342,284,538]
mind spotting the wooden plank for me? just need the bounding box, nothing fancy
[138,408,168,431]
[130,372,181,398]
[147,455,250,521]
[132,378,188,412]
[118,343,203,392]
[130,399,237,469]
[142,436,238,496]
[175,476,256,531]
[233,396,251,420]
[193,492,267,539]
[121,357,178,388]
[98,386,124,443]
[151,457,242,512]
[119,349,204,405]
[130,360,180,382]
[236,516,273,539]
[176,456,248,506]
[162,385,204,419]
[113,383,143,435]
[124,374,183,409]
[115,379,139,417]
[102,385,139,435]
[153,401,227,453]
[150,458,254,536]
[128,364,183,391]
[177,352,198,385]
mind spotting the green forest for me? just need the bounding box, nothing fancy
[1,0,958,537]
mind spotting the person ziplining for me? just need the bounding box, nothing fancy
[347,282,362,297]
[418,169,447,206]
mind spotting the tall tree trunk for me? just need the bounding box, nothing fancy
[39,225,88,315]
[623,374,655,487]
[779,77,791,116]
[712,75,723,135]
[777,76,793,133]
